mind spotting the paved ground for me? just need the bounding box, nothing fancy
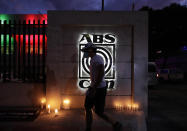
[148,81,187,131]
[1,81,186,131]
[0,109,146,131]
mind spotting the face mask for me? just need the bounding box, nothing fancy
[83,52,89,58]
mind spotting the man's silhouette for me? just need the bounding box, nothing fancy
[81,42,122,131]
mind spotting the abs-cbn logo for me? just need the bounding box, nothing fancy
[78,33,116,90]
[79,34,116,44]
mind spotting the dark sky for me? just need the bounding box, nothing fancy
[0,0,185,14]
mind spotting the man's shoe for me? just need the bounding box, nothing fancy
[113,121,123,131]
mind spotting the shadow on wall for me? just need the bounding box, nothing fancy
[47,66,57,87]
[46,63,78,94]
[46,66,61,108]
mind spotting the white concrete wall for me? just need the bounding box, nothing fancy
[47,11,148,114]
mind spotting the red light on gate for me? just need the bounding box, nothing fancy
[25,14,47,24]
[25,15,35,24]
[14,35,47,55]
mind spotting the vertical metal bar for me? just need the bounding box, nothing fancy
[102,0,104,11]
[33,20,35,80]
[3,21,7,81]
[23,20,26,81]
[42,20,46,82]
[8,20,11,80]
[131,25,135,107]
[38,20,40,81]
[18,20,21,79]
[0,20,1,80]
[13,20,17,79]
[28,20,31,80]
[132,0,135,11]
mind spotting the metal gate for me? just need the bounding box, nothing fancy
[0,20,47,83]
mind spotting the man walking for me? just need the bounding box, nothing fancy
[81,42,122,131]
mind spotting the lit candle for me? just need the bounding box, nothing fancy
[63,99,70,109]
[116,104,119,110]
[55,109,58,116]
[127,104,131,110]
[121,105,123,110]
[133,104,136,111]
[135,104,139,111]
[48,104,51,113]
[119,105,122,111]
[40,98,46,109]
[117,105,119,110]
[129,103,139,111]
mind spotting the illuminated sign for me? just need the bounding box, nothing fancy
[78,33,116,90]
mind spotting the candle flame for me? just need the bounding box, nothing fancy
[41,98,46,104]
[63,99,70,104]
[126,103,139,110]
[55,109,58,114]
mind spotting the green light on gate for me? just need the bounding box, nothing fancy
[1,35,14,54]
[0,14,10,24]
